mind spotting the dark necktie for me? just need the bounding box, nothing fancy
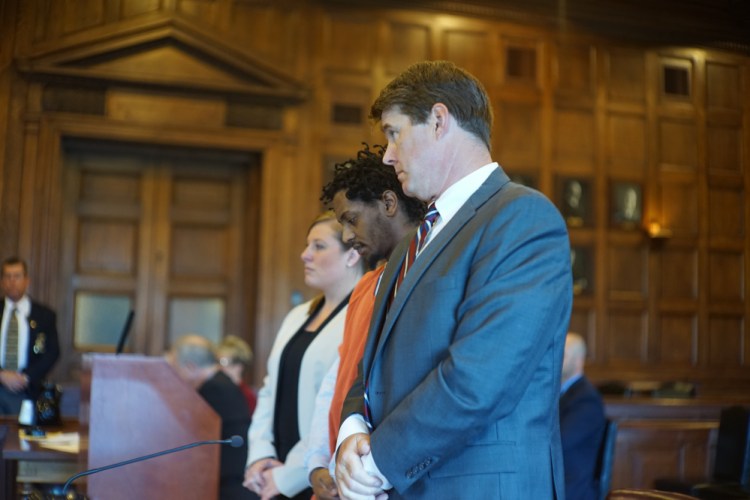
[5,308,19,371]
[364,203,440,429]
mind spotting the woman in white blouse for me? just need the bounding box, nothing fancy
[244,212,364,500]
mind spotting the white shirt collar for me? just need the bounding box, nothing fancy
[433,162,499,228]
[4,295,31,317]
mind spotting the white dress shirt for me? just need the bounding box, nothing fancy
[1,296,31,371]
[304,355,339,473]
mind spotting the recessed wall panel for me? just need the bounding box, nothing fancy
[707,125,742,172]
[709,187,744,239]
[608,245,647,299]
[708,251,744,302]
[659,120,698,170]
[606,49,646,104]
[443,29,493,86]
[171,226,228,278]
[607,311,647,362]
[325,16,377,73]
[78,220,137,275]
[607,113,647,172]
[658,249,697,299]
[658,314,696,365]
[554,108,595,168]
[555,44,594,95]
[386,22,430,76]
[708,316,744,366]
[707,62,741,110]
[497,101,541,168]
[660,181,699,237]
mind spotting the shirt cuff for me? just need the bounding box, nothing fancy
[336,414,369,450]
[334,415,392,491]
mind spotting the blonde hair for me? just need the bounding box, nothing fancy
[306,211,350,314]
[217,335,253,371]
[307,210,347,245]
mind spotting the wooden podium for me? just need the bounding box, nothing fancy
[80,354,221,499]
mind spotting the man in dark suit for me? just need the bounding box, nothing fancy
[335,61,572,499]
[560,332,607,500]
[0,256,60,414]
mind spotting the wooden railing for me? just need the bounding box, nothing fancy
[604,397,749,490]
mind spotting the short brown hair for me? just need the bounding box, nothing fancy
[370,60,493,150]
[2,256,28,277]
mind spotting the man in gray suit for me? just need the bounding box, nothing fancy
[335,61,573,499]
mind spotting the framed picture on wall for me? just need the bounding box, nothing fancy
[610,180,643,229]
[557,176,593,228]
[570,245,593,296]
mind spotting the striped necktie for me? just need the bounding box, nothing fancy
[392,202,440,298]
[5,308,19,371]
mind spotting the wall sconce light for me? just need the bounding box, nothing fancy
[647,220,673,239]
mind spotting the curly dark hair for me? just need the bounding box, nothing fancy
[320,143,426,224]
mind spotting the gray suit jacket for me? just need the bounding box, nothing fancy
[343,168,572,499]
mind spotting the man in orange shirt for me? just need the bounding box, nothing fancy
[305,144,424,499]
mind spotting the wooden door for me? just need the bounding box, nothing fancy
[59,142,259,375]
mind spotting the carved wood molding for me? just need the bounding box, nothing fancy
[15,18,308,104]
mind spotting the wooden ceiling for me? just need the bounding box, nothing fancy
[324,0,750,55]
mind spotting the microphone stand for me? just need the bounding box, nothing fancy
[46,436,243,499]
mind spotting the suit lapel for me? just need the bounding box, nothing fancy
[365,168,510,376]
[362,234,410,376]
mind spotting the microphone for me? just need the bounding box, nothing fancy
[60,435,244,497]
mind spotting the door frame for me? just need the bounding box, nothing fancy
[20,115,292,385]
[61,144,259,359]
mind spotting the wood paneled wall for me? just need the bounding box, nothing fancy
[0,0,748,390]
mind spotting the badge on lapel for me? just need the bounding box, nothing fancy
[30,320,37,329]
[33,333,46,354]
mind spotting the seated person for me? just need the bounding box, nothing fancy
[168,334,257,500]
[217,335,257,416]
[560,332,607,500]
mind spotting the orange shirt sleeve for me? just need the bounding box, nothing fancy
[327,266,384,452]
